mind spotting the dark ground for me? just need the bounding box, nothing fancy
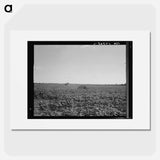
[34,83,127,118]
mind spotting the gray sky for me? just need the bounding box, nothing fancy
[34,45,126,84]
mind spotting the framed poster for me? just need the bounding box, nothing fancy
[10,31,150,130]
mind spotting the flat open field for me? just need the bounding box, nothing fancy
[34,83,127,118]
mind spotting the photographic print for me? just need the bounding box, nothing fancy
[28,41,132,119]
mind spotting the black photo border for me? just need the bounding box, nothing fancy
[27,41,132,119]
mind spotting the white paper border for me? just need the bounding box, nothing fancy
[9,31,150,130]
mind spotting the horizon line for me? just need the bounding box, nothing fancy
[34,82,126,85]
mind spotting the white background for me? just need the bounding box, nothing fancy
[10,31,150,130]
[0,0,160,160]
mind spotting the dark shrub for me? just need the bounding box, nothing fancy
[78,85,88,90]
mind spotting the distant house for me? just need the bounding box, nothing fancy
[64,83,69,86]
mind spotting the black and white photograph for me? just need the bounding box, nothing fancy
[28,41,132,119]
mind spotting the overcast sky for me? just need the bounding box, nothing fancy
[34,45,126,84]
